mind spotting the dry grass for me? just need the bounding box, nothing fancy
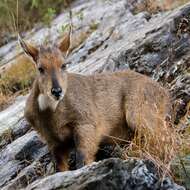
[105,96,187,178]
[0,128,13,149]
[0,56,36,110]
[0,0,75,45]
[124,120,181,177]
[121,101,190,180]
[104,104,185,178]
[0,92,13,111]
[131,0,190,14]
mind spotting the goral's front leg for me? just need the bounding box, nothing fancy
[52,145,70,172]
[74,124,101,169]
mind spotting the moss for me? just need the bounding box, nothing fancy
[89,21,99,31]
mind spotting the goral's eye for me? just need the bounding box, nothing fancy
[38,67,44,74]
[61,64,66,70]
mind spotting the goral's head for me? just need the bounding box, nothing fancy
[19,30,71,111]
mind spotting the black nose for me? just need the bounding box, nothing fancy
[51,87,62,98]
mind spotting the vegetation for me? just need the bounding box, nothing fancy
[0,57,35,94]
[121,111,188,177]
[0,56,35,110]
[0,0,73,45]
[131,0,190,14]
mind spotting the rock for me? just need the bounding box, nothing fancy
[101,2,190,122]
[0,96,27,149]
[25,158,185,190]
[0,160,24,188]
[0,131,53,189]
[2,151,55,190]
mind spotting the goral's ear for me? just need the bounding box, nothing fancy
[58,27,72,57]
[18,34,39,63]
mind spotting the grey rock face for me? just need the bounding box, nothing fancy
[26,158,184,190]
[0,131,54,189]
[0,0,189,189]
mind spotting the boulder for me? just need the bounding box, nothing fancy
[25,158,185,190]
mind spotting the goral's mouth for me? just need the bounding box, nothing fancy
[52,93,64,101]
[54,96,60,101]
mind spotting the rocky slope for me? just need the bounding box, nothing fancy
[0,0,189,189]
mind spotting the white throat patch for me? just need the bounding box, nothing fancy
[38,94,61,111]
[38,94,49,111]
